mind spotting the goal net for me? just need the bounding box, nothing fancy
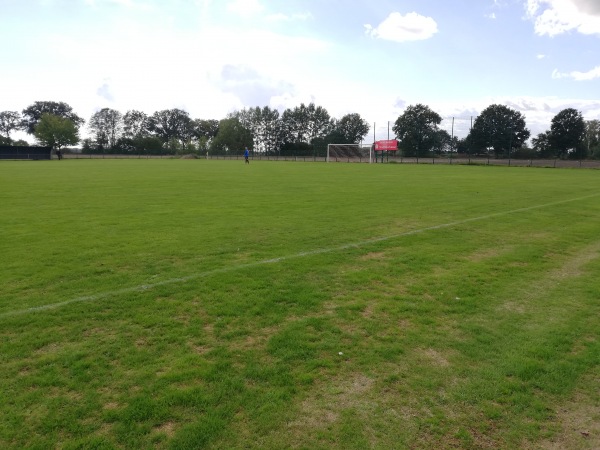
[326,144,370,162]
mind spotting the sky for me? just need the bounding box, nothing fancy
[2,0,600,143]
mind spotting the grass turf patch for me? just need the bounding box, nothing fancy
[1,159,599,448]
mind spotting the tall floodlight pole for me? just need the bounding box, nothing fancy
[371,122,375,164]
[469,116,473,163]
[508,124,513,163]
[451,117,455,160]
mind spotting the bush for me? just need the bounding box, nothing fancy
[510,146,537,159]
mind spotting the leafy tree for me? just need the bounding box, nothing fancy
[584,119,600,158]
[259,107,285,154]
[110,135,164,154]
[432,129,453,155]
[0,111,22,139]
[468,104,530,157]
[233,106,283,154]
[334,113,370,144]
[531,131,553,158]
[148,109,192,146]
[192,119,219,140]
[190,119,219,153]
[392,104,442,157]
[210,117,253,155]
[310,129,346,158]
[22,101,84,134]
[123,110,149,139]
[455,136,474,154]
[279,141,314,157]
[34,113,79,149]
[88,108,123,150]
[550,108,586,159]
[281,103,333,144]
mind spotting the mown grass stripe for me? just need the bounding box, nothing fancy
[2,192,597,319]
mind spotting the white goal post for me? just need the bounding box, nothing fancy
[326,144,371,162]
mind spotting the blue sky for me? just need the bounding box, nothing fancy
[2,0,600,142]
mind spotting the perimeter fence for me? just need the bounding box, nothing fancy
[53,152,600,169]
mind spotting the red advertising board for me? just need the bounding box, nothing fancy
[374,140,398,151]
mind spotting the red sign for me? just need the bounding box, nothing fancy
[374,140,398,151]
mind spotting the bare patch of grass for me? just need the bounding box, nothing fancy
[533,374,600,449]
[153,421,176,437]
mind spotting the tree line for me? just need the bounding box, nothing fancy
[394,104,599,160]
[0,101,370,157]
[1,101,598,159]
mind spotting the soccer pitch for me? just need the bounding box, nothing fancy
[1,159,599,449]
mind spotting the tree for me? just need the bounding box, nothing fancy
[392,104,442,157]
[468,104,530,157]
[123,110,149,139]
[191,119,219,153]
[114,136,164,155]
[34,113,79,149]
[532,131,553,158]
[281,103,333,144]
[584,119,600,158]
[432,129,454,155]
[233,106,283,154]
[549,108,586,159]
[88,108,123,150]
[334,113,370,144]
[0,111,22,139]
[192,119,219,141]
[210,117,253,154]
[148,109,192,147]
[22,101,84,135]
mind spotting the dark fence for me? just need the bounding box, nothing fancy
[38,152,600,169]
[0,146,52,160]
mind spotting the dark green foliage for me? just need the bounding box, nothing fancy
[532,131,553,158]
[22,101,84,134]
[34,113,79,149]
[0,111,21,139]
[210,117,253,154]
[550,108,586,159]
[468,104,530,157]
[392,103,442,157]
[334,113,370,144]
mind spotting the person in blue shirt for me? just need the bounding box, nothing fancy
[244,147,250,164]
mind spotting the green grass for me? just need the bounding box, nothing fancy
[1,159,599,449]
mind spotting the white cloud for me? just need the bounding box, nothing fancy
[266,12,312,22]
[552,65,600,80]
[365,12,438,43]
[227,0,264,16]
[572,0,600,15]
[84,0,154,11]
[525,0,600,36]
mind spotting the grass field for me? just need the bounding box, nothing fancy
[1,159,599,449]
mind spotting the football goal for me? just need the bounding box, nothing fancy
[326,144,370,162]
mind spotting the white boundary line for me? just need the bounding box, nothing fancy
[2,193,599,318]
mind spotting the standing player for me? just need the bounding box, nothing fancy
[244,147,250,164]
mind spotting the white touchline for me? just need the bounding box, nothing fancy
[2,193,599,318]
